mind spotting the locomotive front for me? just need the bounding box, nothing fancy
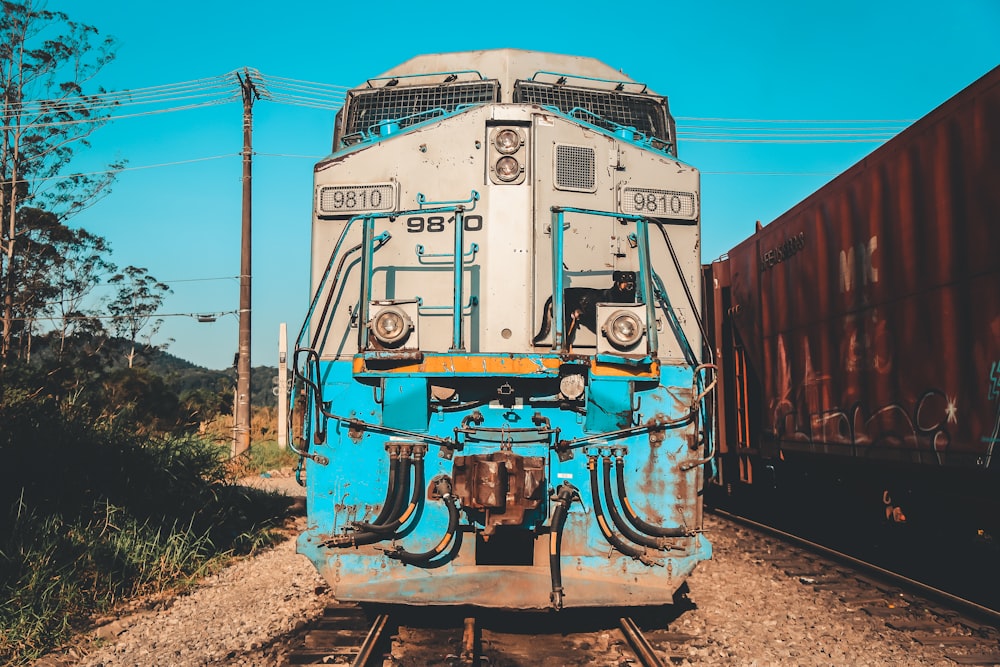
[287,49,713,609]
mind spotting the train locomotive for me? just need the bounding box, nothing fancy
[704,65,1000,573]
[283,50,714,610]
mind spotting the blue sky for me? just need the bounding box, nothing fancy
[49,1,1000,369]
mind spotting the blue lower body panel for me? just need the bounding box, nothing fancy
[296,356,712,609]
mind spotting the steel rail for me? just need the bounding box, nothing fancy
[618,616,664,667]
[710,507,1000,628]
[353,613,391,667]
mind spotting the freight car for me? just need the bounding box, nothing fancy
[705,66,1000,575]
[283,50,714,610]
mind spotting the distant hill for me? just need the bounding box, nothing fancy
[25,334,278,409]
[146,348,278,408]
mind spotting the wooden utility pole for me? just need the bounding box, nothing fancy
[234,69,258,457]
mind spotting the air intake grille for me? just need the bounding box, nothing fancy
[554,144,596,192]
[343,81,499,142]
[514,81,674,152]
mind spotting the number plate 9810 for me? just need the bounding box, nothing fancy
[317,183,395,215]
[620,187,698,220]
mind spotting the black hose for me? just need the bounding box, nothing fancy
[548,482,580,610]
[324,450,413,548]
[385,476,460,565]
[368,447,400,527]
[600,456,672,550]
[587,456,658,566]
[354,448,423,534]
[614,454,689,538]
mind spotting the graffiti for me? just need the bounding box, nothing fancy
[770,334,952,466]
[838,235,879,294]
[990,360,1000,401]
[772,387,953,465]
[987,360,1000,468]
[841,310,893,375]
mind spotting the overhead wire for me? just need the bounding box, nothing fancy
[0,70,916,192]
[3,70,911,142]
[674,115,911,144]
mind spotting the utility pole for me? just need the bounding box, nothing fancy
[234,69,259,457]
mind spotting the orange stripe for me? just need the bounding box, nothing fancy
[353,355,563,375]
[434,534,453,553]
[623,497,636,517]
[590,359,660,377]
[398,504,415,523]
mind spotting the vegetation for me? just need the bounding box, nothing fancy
[0,6,299,665]
[0,340,291,667]
[1,1,124,361]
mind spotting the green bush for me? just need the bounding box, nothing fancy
[0,384,292,666]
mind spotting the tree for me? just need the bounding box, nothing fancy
[5,207,65,359]
[107,265,170,368]
[1,1,123,362]
[44,223,115,357]
[0,205,114,361]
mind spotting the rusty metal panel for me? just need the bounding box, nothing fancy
[722,65,1000,469]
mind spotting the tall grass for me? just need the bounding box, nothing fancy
[0,388,292,666]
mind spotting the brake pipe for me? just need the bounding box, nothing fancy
[368,446,400,527]
[614,452,690,538]
[324,449,413,548]
[586,456,660,566]
[600,456,674,549]
[384,476,460,565]
[353,447,424,534]
[548,482,581,610]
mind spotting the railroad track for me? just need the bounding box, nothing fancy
[284,604,697,666]
[712,508,1000,666]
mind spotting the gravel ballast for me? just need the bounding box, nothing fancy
[51,484,972,666]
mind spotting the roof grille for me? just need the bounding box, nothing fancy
[342,81,499,144]
[514,80,674,153]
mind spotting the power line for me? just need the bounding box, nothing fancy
[12,310,238,323]
[5,70,915,144]
[0,154,237,187]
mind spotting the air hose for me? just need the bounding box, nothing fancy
[614,453,689,538]
[354,447,424,534]
[548,482,580,610]
[325,448,415,548]
[367,447,400,527]
[601,456,673,549]
[384,476,460,565]
[587,456,659,566]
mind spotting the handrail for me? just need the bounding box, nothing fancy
[291,194,481,451]
[545,206,656,354]
[526,70,649,94]
[365,69,488,87]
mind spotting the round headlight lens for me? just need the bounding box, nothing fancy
[559,373,586,401]
[495,156,521,182]
[370,308,411,346]
[494,128,521,154]
[603,311,644,349]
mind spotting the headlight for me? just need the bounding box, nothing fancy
[494,128,522,154]
[496,155,521,181]
[370,307,412,346]
[495,156,522,182]
[559,373,586,401]
[602,310,644,349]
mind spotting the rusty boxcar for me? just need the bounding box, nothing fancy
[705,65,1000,553]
